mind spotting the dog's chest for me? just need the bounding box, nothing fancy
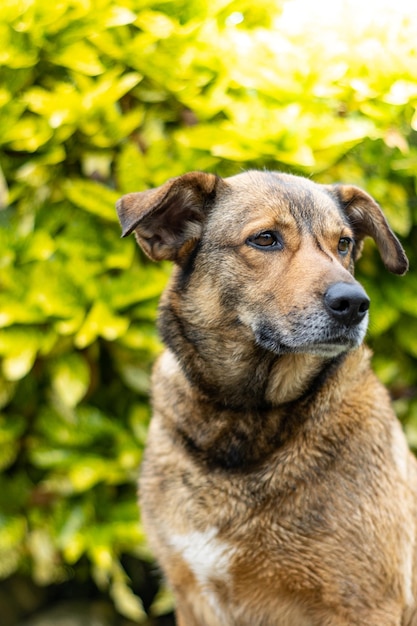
[166,524,313,626]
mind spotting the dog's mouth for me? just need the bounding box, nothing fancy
[292,340,354,358]
[253,317,367,358]
[256,335,354,358]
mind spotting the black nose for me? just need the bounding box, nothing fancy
[324,282,370,326]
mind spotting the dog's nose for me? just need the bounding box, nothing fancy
[324,282,370,326]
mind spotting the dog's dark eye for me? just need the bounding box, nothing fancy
[338,237,353,256]
[247,231,283,250]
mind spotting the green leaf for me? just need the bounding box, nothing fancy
[24,84,82,128]
[0,297,46,328]
[57,504,88,564]
[68,457,117,492]
[0,165,9,208]
[0,328,54,379]
[2,350,37,381]
[397,320,417,359]
[75,301,130,348]
[0,413,25,470]
[109,561,147,622]
[0,514,26,578]
[50,353,90,407]
[99,265,169,311]
[3,116,53,152]
[28,528,63,585]
[54,41,105,75]
[150,585,175,618]
[27,262,85,320]
[64,179,120,222]
[19,230,56,263]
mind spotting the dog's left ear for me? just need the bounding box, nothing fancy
[328,184,409,275]
[116,172,219,263]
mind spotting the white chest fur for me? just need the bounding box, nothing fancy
[169,527,234,586]
[169,527,235,622]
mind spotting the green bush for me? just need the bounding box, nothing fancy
[1,0,417,620]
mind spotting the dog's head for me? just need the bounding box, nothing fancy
[116,171,408,359]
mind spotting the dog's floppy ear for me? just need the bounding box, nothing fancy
[116,172,219,263]
[329,184,409,275]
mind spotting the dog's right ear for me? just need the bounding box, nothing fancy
[116,172,220,263]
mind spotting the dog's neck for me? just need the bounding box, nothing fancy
[154,344,351,471]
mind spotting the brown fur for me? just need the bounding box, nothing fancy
[117,171,417,625]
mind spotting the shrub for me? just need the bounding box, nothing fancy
[0,0,416,620]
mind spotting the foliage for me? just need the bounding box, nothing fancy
[0,0,417,620]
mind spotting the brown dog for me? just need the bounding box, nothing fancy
[117,171,417,626]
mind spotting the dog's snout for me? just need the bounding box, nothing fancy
[324,282,370,326]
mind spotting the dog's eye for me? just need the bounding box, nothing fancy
[247,231,283,250]
[338,237,353,255]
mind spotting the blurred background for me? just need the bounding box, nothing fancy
[1,0,417,623]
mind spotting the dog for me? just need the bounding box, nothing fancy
[116,170,417,626]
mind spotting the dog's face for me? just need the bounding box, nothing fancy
[117,171,408,359]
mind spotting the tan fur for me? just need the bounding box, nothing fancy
[117,171,416,625]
